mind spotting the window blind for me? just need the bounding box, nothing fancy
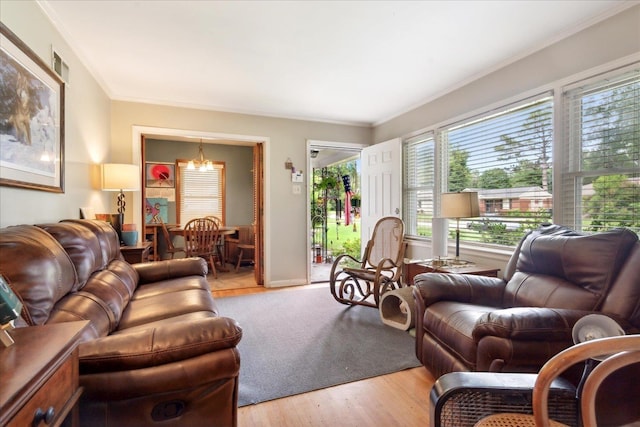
[441,94,554,246]
[178,161,225,225]
[403,132,434,237]
[562,66,640,233]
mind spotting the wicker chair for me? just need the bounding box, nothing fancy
[473,335,640,427]
[329,216,406,308]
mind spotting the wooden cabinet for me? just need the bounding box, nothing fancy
[0,321,89,427]
[403,261,500,285]
[121,242,152,264]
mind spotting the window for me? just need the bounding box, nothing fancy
[177,160,225,225]
[441,95,554,246]
[403,133,435,237]
[562,66,640,233]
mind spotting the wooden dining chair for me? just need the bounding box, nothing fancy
[235,224,255,272]
[159,218,185,259]
[205,216,226,265]
[183,217,221,278]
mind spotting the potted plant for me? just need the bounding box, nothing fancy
[317,175,338,190]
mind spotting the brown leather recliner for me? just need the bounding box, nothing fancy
[0,219,242,427]
[413,224,640,378]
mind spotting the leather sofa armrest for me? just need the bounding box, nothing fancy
[473,308,598,341]
[79,316,242,373]
[413,272,506,306]
[133,257,208,284]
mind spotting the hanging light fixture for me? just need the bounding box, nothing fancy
[187,139,214,172]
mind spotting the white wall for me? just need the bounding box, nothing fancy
[0,1,112,227]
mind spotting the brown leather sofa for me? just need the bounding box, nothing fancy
[0,219,242,427]
[413,224,640,378]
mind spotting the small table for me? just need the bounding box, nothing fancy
[121,241,152,264]
[404,260,500,285]
[0,321,90,427]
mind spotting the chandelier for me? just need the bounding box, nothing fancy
[187,139,214,172]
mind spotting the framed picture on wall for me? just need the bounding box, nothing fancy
[145,162,175,188]
[0,23,65,193]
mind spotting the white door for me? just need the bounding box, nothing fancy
[360,138,403,247]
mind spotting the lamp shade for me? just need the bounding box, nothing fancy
[440,191,480,219]
[102,163,140,191]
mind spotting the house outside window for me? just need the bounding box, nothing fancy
[177,160,225,226]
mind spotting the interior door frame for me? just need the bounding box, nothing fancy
[132,125,269,285]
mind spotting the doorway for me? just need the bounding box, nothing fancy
[131,126,266,287]
[307,141,365,283]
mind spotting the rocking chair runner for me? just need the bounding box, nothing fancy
[329,216,407,308]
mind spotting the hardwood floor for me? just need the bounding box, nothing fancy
[210,271,436,426]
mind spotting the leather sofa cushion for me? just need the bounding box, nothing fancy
[37,221,111,289]
[119,287,216,330]
[0,225,78,325]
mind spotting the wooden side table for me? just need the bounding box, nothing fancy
[404,260,500,285]
[0,321,89,427]
[121,241,152,264]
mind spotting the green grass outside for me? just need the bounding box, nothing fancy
[324,216,361,256]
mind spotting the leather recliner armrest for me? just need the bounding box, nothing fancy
[133,257,208,284]
[413,272,506,307]
[78,316,242,373]
[473,308,601,341]
[474,308,638,341]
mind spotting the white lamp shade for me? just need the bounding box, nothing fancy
[440,191,480,218]
[102,163,140,191]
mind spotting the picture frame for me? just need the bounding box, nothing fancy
[145,162,175,188]
[0,23,65,193]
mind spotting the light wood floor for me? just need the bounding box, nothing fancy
[210,270,436,427]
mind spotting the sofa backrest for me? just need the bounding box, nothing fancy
[503,225,638,311]
[0,224,79,326]
[0,220,140,340]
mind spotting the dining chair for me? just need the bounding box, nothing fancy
[159,218,185,259]
[205,216,226,265]
[235,224,255,272]
[183,217,221,278]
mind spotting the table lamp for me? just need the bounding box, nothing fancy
[440,191,480,264]
[102,163,140,243]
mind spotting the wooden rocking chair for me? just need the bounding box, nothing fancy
[329,216,407,308]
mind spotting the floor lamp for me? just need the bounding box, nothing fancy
[102,163,140,244]
[440,191,480,264]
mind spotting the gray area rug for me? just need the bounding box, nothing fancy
[215,286,421,406]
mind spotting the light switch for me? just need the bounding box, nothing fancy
[292,184,302,195]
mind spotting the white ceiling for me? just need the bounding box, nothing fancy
[39,0,633,126]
